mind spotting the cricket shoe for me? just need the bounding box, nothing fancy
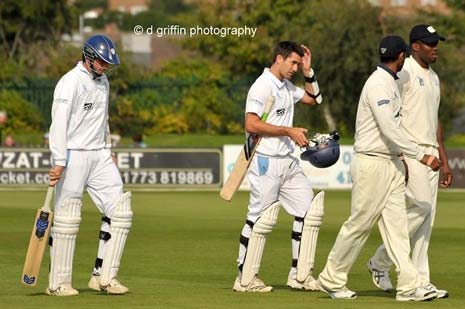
[88,275,102,291]
[318,280,357,299]
[425,283,448,299]
[233,276,273,292]
[287,275,319,291]
[100,278,129,295]
[396,286,437,302]
[367,259,393,292]
[45,283,79,296]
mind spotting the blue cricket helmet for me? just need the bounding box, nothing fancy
[83,35,120,65]
[301,131,340,168]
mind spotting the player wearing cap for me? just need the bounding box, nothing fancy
[367,24,452,299]
[312,35,441,301]
[46,35,132,296]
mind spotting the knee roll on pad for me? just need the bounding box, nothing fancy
[297,191,325,282]
[240,201,281,286]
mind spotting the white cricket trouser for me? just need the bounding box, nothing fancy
[54,148,123,217]
[237,154,313,268]
[371,146,439,284]
[318,154,418,294]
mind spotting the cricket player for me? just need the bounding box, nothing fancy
[47,35,132,296]
[368,24,452,299]
[233,41,325,292]
[313,35,441,301]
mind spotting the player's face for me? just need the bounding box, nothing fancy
[93,58,111,75]
[280,52,301,79]
[417,40,440,64]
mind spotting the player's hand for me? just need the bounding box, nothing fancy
[420,154,441,171]
[49,165,65,187]
[439,164,453,188]
[286,127,309,147]
[300,44,312,75]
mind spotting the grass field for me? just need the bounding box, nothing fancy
[1,190,464,308]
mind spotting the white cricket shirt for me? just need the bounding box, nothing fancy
[49,61,111,166]
[354,66,424,161]
[245,68,304,156]
[397,56,440,147]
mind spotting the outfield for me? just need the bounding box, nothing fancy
[1,190,463,308]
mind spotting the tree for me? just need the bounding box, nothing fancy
[0,0,75,60]
[181,0,383,135]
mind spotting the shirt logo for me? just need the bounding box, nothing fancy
[377,99,390,106]
[417,76,424,86]
[276,108,286,116]
[84,103,93,110]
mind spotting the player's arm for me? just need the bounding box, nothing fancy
[437,122,453,187]
[48,78,74,186]
[299,44,321,105]
[368,84,440,170]
[245,113,308,147]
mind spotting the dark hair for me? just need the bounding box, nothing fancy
[380,55,398,63]
[272,41,304,63]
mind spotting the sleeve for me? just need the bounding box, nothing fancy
[396,69,410,97]
[286,81,305,104]
[245,80,273,117]
[49,76,76,166]
[105,81,112,148]
[368,83,424,161]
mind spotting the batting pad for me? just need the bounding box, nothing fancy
[49,198,82,291]
[241,202,280,286]
[297,191,324,282]
[100,192,133,286]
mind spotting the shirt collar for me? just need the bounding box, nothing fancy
[408,55,431,73]
[377,64,399,80]
[263,68,285,89]
[77,61,105,81]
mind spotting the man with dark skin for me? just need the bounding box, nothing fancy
[368,24,453,299]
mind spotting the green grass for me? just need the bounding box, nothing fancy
[1,190,464,308]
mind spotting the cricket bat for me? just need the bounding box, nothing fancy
[21,186,54,286]
[220,95,275,202]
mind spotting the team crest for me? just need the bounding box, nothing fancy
[276,108,285,116]
[84,103,93,110]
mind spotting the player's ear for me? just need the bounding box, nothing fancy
[275,54,284,64]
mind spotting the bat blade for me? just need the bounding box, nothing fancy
[21,187,54,286]
[220,96,275,202]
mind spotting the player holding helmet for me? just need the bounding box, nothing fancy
[233,41,327,292]
[47,35,132,296]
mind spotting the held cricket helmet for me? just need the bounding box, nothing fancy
[83,35,119,78]
[301,130,340,168]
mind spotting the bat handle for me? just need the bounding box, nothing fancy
[43,186,54,211]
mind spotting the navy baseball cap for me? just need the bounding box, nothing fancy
[409,24,445,44]
[379,35,408,58]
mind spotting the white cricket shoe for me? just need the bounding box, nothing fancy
[287,275,319,291]
[396,286,437,302]
[426,283,448,299]
[318,280,357,299]
[45,283,79,296]
[100,278,129,295]
[367,259,393,292]
[88,275,102,291]
[233,276,273,292]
